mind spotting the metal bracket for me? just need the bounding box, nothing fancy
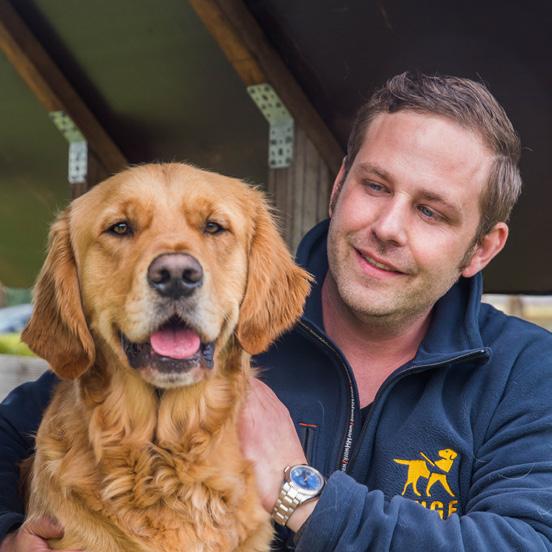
[49,111,88,184]
[247,84,294,169]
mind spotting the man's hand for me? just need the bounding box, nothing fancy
[0,517,82,551]
[239,378,317,532]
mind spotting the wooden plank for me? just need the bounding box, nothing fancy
[291,127,306,248]
[303,134,320,231]
[0,0,127,185]
[268,126,333,252]
[188,0,344,176]
[317,161,331,221]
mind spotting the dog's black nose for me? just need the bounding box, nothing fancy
[147,253,203,298]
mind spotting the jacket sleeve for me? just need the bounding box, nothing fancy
[0,371,58,541]
[295,345,552,551]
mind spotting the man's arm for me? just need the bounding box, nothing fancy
[239,377,310,523]
[241,353,552,551]
[0,372,57,542]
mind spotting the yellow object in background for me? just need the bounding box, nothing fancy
[0,333,34,356]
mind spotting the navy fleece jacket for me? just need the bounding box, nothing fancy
[1,220,552,550]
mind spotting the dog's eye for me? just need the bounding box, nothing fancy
[108,221,133,236]
[204,220,225,235]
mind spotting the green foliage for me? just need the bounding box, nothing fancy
[0,333,34,356]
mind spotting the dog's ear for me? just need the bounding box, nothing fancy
[236,195,312,355]
[21,208,95,379]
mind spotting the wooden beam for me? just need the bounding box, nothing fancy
[267,126,332,251]
[0,0,127,184]
[189,0,344,176]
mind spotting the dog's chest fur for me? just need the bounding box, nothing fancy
[29,371,272,552]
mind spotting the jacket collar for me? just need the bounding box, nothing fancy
[296,219,486,366]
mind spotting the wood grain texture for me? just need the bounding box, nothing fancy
[267,126,333,253]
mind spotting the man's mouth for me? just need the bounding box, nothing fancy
[357,250,403,274]
[120,316,215,375]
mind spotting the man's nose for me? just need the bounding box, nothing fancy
[371,198,408,246]
[147,253,203,299]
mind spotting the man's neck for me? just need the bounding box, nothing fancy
[321,275,431,407]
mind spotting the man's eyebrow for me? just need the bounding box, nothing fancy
[418,190,462,217]
[356,162,392,181]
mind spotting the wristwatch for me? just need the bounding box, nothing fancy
[271,464,325,527]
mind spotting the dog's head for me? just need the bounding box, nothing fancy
[438,449,458,461]
[22,164,311,388]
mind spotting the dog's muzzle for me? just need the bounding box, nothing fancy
[120,317,214,379]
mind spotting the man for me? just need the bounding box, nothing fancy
[1,72,551,550]
[238,72,552,550]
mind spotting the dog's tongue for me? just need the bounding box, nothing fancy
[150,326,201,359]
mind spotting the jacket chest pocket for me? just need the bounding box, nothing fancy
[297,422,319,466]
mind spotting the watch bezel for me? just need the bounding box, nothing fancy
[285,464,325,497]
[272,464,326,527]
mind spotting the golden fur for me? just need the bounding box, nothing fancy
[22,164,311,552]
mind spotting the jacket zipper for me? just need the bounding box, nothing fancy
[298,321,356,472]
[347,348,489,473]
[298,317,489,475]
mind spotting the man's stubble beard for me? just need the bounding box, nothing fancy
[334,266,461,332]
[327,226,479,333]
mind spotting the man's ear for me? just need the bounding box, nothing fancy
[328,160,347,217]
[21,208,95,379]
[236,192,312,355]
[461,222,509,278]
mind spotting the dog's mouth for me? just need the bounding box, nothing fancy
[120,316,215,383]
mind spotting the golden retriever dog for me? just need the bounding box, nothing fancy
[21,163,311,552]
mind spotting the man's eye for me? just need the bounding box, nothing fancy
[366,181,384,192]
[418,205,438,219]
[108,221,133,236]
[204,220,225,235]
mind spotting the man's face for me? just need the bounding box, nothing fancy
[327,111,498,326]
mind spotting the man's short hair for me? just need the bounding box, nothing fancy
[340,71,522,242]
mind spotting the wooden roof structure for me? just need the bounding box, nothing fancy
[1,0,551,293]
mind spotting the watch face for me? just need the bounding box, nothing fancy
[290,465,324,492]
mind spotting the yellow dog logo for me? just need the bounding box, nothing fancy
[394,448,458,497]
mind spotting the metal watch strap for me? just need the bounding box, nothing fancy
[272,480,304,526]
